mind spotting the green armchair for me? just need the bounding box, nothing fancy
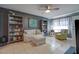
[55,30,68,40]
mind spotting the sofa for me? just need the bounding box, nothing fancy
[23,29,46,46]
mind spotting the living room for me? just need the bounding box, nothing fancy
[0,4,79,54]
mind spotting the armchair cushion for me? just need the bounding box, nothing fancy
[55,29,68,40]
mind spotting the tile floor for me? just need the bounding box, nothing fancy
[0,36,76,54]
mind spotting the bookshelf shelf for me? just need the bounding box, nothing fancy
[8,15,23,43]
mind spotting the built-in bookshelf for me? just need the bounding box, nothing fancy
[8,15,23,43]
[42,21,47,33]
[39,20,47,36]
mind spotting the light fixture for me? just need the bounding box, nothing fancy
[45,9,50,13]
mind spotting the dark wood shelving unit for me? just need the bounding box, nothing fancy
[39,20,48,36]
[8,14,23,43]
[42,21,47,32]
[43,21,48,36]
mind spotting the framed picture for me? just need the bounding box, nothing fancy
[28,18,38,29]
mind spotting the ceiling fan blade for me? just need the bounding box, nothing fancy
[49,8,59,10]
[38,4,59,11]
[38,8,47,10]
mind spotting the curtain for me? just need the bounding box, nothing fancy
[52,17,69,32]
[51,17,72,38]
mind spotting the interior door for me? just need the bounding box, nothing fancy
[75,20,79,54]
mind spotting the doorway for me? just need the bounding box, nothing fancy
[75,20,79,54]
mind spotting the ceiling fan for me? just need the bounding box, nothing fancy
[39,5,59,13]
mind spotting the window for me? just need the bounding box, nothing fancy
[52,17,69,32]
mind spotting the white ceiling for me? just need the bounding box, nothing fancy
[0,4,79,19]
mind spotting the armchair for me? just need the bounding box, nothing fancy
[55,29,68,40]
